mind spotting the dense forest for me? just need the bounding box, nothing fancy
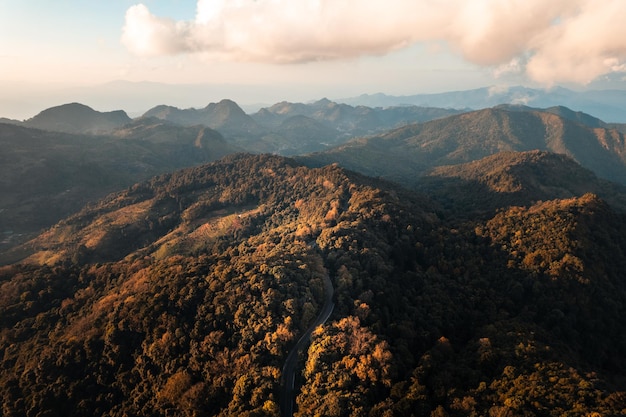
[1,153,626,416]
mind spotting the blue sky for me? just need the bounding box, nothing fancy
[1,1,626,118]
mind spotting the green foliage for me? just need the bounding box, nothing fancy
[2,154,626,417]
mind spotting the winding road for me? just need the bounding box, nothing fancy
[280,273,334,417]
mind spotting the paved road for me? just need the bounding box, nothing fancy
[280,273,334,417]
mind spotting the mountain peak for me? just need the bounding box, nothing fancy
[204,99,246,114]
[23,103,131,134]
[313,97,333,106]
[217,98,239,106]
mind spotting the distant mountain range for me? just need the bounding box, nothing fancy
[338,86,626,123]
[251,98,463,135]
[140,98,463,154]
[302,106,626,186]
[143,99,266,140]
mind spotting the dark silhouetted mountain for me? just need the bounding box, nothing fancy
[112,117,239,156]
[22,102,132,134]
[143,99,267,139]
[143,98,462,155]
[0,120,239,258]
[140,104,200,125]
[202,99,265,135]
[252,97,464,135]
[2,153,626,416]
[303,106,626,185]
[0,117,20,125]
[338,85,626,123]
[250,98,466,155]
[263,98,386,134]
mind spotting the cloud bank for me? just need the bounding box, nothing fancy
[122,0,626,85]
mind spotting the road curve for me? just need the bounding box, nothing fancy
[280,273,334,417]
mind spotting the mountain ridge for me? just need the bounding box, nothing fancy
[251,98,464,135]
[4,101,626,260]
[142,99,267,139]
[0,120,240,258]
[417,150,626,217]
[303,106,626,186]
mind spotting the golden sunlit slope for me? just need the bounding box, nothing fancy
[2,154,626,416]
[9,153,434,266]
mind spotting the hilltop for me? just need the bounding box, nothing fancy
[22,103,132,134]
[417,150,626,217]
[143,99,267,141]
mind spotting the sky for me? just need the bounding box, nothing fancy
[2,0,626,119]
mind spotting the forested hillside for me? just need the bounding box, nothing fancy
[0,120,240,259]
[417,150,626,218]
[2,154,626,416]
[303,106,626,186]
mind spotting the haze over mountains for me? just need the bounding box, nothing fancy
[6,83,626,124]
[339,85,626,123]
[0,116,240,254]
[3,89,626,416]
[141,98,463,154]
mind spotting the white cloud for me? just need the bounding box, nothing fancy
[492,58,524,79]
[121,5,194,56]
[488,85,510,97]
[525,0,626,84]
[121,0,626,85]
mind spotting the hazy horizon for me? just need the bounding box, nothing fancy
[0,77,493,120]
[2,1,626,119]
